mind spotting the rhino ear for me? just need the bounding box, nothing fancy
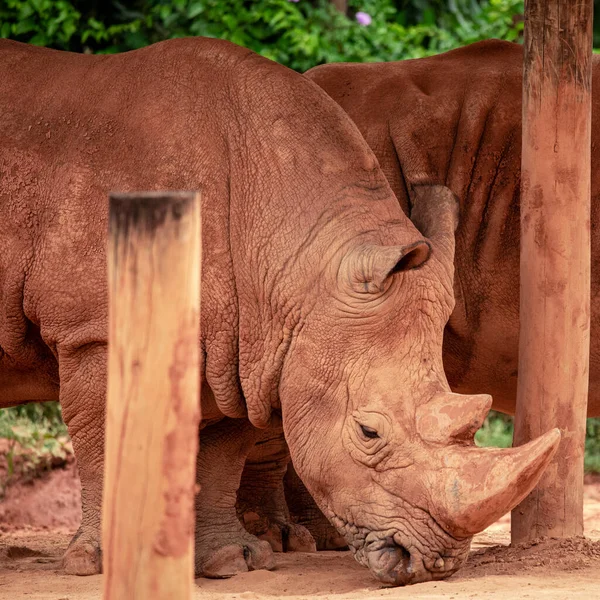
[343,241,431,295]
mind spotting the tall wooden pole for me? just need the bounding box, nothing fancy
[103,191,201,598]
[512,0,592,543]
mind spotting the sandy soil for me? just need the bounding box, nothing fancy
[1,464,600,600]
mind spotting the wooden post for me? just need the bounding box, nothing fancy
[511,0,592,543]
[103,191,201,598]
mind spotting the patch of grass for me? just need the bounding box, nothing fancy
[0,402,71,496]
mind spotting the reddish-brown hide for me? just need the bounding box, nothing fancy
[0,36,565,586]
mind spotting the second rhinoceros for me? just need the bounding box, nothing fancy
[0,37,558,586]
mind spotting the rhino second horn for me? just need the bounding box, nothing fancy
[416,392,492,444]
[432,428,561,539]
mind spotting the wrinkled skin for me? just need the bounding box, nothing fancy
[238,429,345,552]
[0,38,558,586]
[283,461,347,551]
[306,39,600,418]
[237,421,317,553]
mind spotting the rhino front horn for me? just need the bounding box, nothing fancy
[432,428,561,539]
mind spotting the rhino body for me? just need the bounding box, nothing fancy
[0,37,558,585]
[306,39,600,418]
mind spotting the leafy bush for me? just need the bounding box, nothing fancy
[123,0,525,71]
[475,410,513,448]
[0,0,140,50]
[586,418,600,474]
[0,0,525,70]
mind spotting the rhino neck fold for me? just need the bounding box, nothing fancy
[223,55,426,428]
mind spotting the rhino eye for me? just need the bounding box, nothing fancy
[360,424,379,439]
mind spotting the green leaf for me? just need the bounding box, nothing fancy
[13,19,37,35]
[62,22,76,40]
[188,2,204,19]
[88,18,103,31]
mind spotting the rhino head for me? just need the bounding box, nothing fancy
[278,184,559,585]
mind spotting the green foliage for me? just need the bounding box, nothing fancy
[0,0,79,45]
[4,401,67,427]
[475,410,513,449]
[586,418,600,474]
[0,0,140,51]
[0,0,525,70]
[0,402,69,494]
[122,0,525,71]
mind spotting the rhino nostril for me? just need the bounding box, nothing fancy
[394,544,411,566]
[367,541,413,584]
[397,544,412,572]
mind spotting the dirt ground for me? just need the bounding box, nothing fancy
[1,463,600,600]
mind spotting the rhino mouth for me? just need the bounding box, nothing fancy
[364,535,415,585]
[329,513,470,586]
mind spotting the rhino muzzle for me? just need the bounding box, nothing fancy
[365,534,467,585]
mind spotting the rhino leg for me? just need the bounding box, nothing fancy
[195,417,274,578]
[284,463,348,551]
[59,343,106,575]
[237,425,316,553]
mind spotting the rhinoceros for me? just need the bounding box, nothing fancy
[0,37,558,586]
